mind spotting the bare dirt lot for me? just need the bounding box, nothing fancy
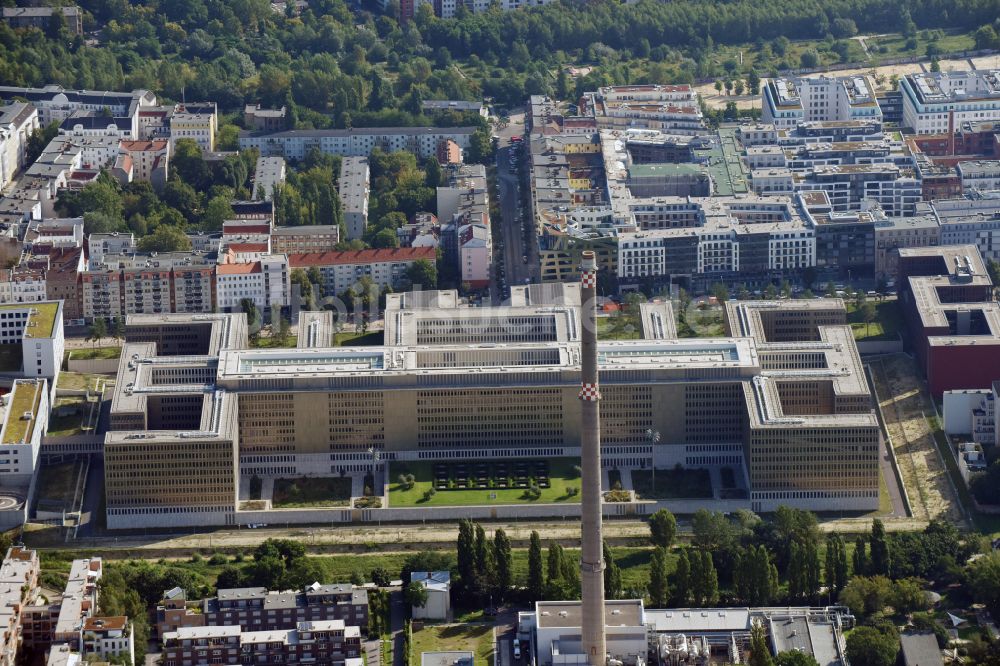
[871,354,965,526]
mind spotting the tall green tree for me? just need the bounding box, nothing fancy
[603,541,622,600]
[647,546,670,607]
[527,531,544,601]
[457,519,476,591]
[648,509,677,549]
[853,536,869,577]
[748,619,774,666]
[672,549,690,606]
[493,529,513,602]
[870,519,891,576]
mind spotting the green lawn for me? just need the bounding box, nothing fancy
[389,459,582,507]
[869,30,975,58]
[251,335,297,349]
[57,372,101,391]
[35,462,81,506]
[46,397,89,437]
[68,346,121,360]
[409,624,493,666]
[848,300,903,341]
[335,331,383,346]
[632,468,713,499]
[597,315,641,340]
[272,477,353,508]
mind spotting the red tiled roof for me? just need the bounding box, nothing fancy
[288,247,436,267]
[225,243,268,252]
[217,262,261,275]
[119,140,168,152]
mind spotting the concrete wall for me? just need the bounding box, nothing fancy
[855,339,904,355]
[66,358,119,374]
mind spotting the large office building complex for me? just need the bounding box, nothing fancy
[900,71,1000,134]
[103,288,879,527]
[763,75,882,129]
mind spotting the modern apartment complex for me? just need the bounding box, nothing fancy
[102,287,879,527]
[900,70,1000,134]
[762,75,882,129]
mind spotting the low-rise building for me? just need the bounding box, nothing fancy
[271,225,340,255]
[0,103,39,190]
[409,572,450,621]
[288,247,435,296]
[244,105,287,132]
[1,7,82,35]
[81,617,134,664]
[162,621,364,666]
[0,547,39,664]
[116,140,169,190]
[239,127,476,161]
[156,584,369,639]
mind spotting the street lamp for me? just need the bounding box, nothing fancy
[646,429,660,495]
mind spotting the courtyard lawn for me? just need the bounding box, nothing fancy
[46,398,89,437]
[847,300,903,341]
[335,331,383,346]
[389,459,582,507]
[271,477,353,508]
[68,346,121,360]
[597,315,642,340]
[631,468,713,500]
[409,623,494,666]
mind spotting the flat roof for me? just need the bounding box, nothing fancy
[2,380,44,445]
[0,302,60,338]
[536,600,644,629]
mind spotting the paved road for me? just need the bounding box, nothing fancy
[495,146,538,301]
[390,590,405,666]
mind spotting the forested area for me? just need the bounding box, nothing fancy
[1,0,997,118]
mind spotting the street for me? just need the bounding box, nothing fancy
[494,144,538,301]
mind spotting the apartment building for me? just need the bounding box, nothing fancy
[156,584,369,639]
[874,213,941,278]
[244,105,287,132]
[438,164,491,288]
[239,127,476,161]
[43,248,84,322]
[0,104,38,190]
[81,252,216,320]
[763,75,882,129]
[253,156,286,201]
[170,103,217,152]
[116,139,169,189]
[0,268,47,304]
[87,233,135,267]
[287,247,436,297]
[1,7,82,35]
[617,196,816,286]
[901,70,1000,134]
[270,226,341,255]
[216,254,290,314]
[0,86,155,130]
[81,617,133,664]
[339,157,370,240]
[161,620,363,666]
[0,547,39,666]
[580,85,705,134]
[957,160,1000,192]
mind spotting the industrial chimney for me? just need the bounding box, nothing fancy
[578,250,607,666]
